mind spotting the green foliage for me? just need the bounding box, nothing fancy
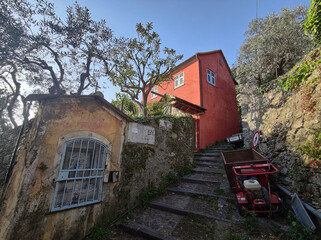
[278,59,319,91]
[299,128,321,167]
[235,6,313,85]
[89,226,111,240]
[146,101,169,117]
[243,212,258,233]
[286,214,318,240]
[109,22,183,116]
[178,163,194,177]
[227,232,246,240]
[304,0,321,45]
[88,212,113,240]
[138,185,161,206]
[163,172,180,185]
[138,163,194,206]
[111,93,141,117]
[0,0,117,126]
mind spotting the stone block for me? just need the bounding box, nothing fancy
[127,122,155,145]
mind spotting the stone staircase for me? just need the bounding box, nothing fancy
[113,143,248,240]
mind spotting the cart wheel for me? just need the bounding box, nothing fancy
[237,203,245,216]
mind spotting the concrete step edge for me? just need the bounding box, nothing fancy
[195,162,222,167]
[194,159,222,163]
[119,223,176,240]
[181,177,220,185]
[148,202,237,224]
[167,187,233,200]
[192,169,224,175]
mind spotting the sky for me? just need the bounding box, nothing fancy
[51,0,311,101]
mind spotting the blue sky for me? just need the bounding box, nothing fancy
[52,0,311,101]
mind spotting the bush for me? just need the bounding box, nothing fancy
[304,0,321,45]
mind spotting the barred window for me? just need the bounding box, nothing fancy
[51,138,108,212]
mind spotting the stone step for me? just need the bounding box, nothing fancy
[194,159,222,164]
[194,162,223,168]
[207,147,231,150]
[186,172,224,180]
[181,176,220,185]
[117,223,165,240]
[202,149,227,153]
[120,208,183,240]
[167,187,233,200]
[148,202,237,224]
[194,152,222,157]
[192,169,224,175]
[194,156,221,161]
[193,166,224,173]
[120,223,176,240]
[167,182,230,196]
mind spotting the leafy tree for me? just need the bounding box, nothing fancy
[109,22,183,116]
[0,0,117,129]
[304,0,321,45]
[235,6,313,85]
[111,93,141,117]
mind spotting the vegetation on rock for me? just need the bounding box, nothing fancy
[278,47,321,91]
[304,0,321,46]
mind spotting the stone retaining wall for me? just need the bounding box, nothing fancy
[238,76,321,208]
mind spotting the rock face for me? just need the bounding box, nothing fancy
[238,58,321,208]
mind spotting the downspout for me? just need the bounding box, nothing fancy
[196,54,203,151]
[197,54,204,107]
[277,184,321,220]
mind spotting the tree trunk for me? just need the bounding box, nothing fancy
[142,93,148,116]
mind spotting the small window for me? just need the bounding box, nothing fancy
[207,69,216,86]
[151,86,158,99]
[174,72,184,89]
[51,138,108,212]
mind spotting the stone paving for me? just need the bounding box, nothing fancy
[112,144,291,240]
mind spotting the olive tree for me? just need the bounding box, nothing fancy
[235,6,313,85]
[0,0,117,129]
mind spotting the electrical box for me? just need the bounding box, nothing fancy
[108,171,119,183]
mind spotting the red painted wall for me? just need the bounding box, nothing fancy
[197,53,240,149]
[147,51,240,150]
[149,59,201,106]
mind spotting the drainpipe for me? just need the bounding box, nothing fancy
[197,54,203,108]
[0,123,24,200]
[277,184,321,220]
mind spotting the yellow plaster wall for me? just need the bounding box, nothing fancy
[0,97,127,240]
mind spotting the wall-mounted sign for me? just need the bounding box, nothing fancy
[252,131,260,148]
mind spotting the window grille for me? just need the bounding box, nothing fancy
[51,138,109,212]
[207,69,216,86]
[174,72,184,89]
[151,86,158,99]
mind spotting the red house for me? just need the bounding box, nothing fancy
[148,50,240,151]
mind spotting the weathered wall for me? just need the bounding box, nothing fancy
[0,96,127,240]
[115,117,195,209]
[0,96,195,240]
[239,72,321,208]
[0,127,21,187]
